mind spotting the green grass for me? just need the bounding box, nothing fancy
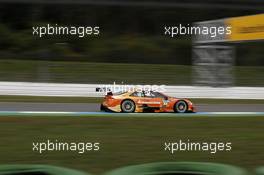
[0,115,263,174]
[0,59,191,85]
[0,59,263,86]
[1,95,264,104]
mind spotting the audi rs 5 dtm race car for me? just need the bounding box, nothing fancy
[100,91,195,113]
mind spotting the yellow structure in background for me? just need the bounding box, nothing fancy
[226,13,264,41]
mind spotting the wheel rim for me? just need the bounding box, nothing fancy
[176,101,187,113]
[122,101,134,112]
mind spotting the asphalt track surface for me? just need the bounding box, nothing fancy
[0,102,263,112]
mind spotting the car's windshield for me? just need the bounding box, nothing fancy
[112,91,127,95]
[151,91,167,98]
[130,91,167,98]
[144,91,167,98]
[130,91,144,97]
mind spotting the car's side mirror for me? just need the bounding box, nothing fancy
[107,92,113,96]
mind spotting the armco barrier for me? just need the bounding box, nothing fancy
[0,81,264,99]
[0,165,89,175]
[104,162,248,175]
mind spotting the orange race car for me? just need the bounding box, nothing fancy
[100,91,195,113]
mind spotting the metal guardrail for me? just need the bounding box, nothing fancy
[0,81,263,99]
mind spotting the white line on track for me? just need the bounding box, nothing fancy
[0,111,263,116]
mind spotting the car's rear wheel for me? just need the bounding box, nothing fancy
[121,100,135,113]
[174,100,188,113]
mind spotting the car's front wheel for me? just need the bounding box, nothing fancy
[174,100,188,113]
[121,100,135,113]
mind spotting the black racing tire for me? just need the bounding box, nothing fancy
[121,100,135,113]
[174,100,188,113]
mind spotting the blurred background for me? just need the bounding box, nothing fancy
[0,0,263,86]
[0,2,264,174]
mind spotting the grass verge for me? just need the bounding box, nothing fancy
[0,115,263,174]
[0,59,263,86]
